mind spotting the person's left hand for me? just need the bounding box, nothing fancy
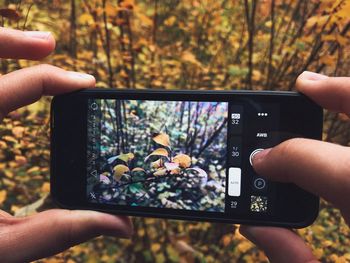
[0,27,133,263]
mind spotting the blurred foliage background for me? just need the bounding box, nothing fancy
[1,0,350,262]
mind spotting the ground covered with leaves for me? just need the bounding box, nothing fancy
[1,0,350,262]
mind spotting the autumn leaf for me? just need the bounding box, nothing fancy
[12,126,25,138]
[173,154,191,168]
[113,164,130,180]
[41,182,50,193]
[151,159,163,169]
[15,155,27,166]
[181,51,202,68]
[164,16,176,26]
[131,167,146,173]
[153,133,170,147]
[79,13,94,24]
[0,8,20,21]
[151,243,161,253]
[164,162,179,171]
[153,168,167,176]
[117,153,134,162]
[108,153,134,164]
[145,148,169,161]
[0,190,7,205]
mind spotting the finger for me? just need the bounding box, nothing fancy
[0,27,55,60]
[296,71,350,115]
[252,138,350,209]
[239,226,318,263]
[0,210,11,218]
[0,64,95,120]
[0,209,133,262]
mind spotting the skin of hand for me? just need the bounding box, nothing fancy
[0,27,133,263]
[240,71,350,263]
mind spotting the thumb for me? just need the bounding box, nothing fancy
[239,226,318,263]
[0,209,132,262]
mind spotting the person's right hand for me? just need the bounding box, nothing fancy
[240,71,350,263]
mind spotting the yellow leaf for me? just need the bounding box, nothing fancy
[153,168,167,176]
[151,159,163,169]
[113,164,130,180]
[2,135,17,144]
[181,51,202,68]
[311,225,324,236]
[0,190,7,205]
[164,16,176,26]
[41,182,50,193]
[131,167,146,173]
[11,205,20,213]
[138,13,153,27]
[15,155,27,166]
[0,140,6,149]
[79,13,94,24]
[313,248,324,259]
[105,2,118,17]
[117,153,135,162]
[12,126,25,138]
[151,243,161,253]
[27,166,40,174]
[173,154,191,168]
[145,148,169,161]
[236,240,253,253]
[153,133,170,147]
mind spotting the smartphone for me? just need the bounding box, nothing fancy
[50,89,323,228]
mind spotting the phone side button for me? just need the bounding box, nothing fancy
[228,167,241,197]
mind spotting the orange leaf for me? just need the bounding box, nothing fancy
[173,154,191,168]
[145,148,169,161]
[153,133,170,147]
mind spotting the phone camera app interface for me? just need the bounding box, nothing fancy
[87,99,228,212]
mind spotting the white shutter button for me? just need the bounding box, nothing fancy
[249,148,264,166]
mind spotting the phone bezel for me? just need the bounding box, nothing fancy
[51,89,323,228]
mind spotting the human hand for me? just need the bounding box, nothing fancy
[240,71,350,262]
[0,27,132,262]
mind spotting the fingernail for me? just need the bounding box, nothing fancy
[67,71,95,81]
[300,71,328,81]
[24,31,52,40]
[252,148,271,165]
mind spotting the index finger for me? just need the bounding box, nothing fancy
[296,71,350,115]
[0,64,95,120]
[0,27,55,60]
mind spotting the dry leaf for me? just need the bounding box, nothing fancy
[153,133,170,147]
[173,154,191,168]
[145,148,169,161]
[0,190,7,205]
[113,164,130,180]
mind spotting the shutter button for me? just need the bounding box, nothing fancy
[249,148,264,166]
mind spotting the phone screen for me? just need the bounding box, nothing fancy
[86,98,279,215]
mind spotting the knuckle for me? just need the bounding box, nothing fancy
[276,138,306,158]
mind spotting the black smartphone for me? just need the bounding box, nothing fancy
[51,89,323,228]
